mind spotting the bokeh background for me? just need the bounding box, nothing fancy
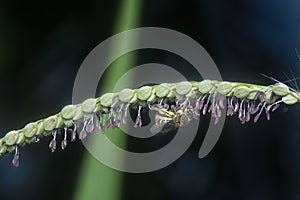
[0,0,300,200]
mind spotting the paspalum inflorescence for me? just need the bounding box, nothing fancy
[0,80,299,167]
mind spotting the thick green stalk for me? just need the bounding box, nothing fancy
[73,0,142,199]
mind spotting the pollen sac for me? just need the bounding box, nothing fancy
[49,139,57,153]
[233,86,250,99]
[35,121,45,136]
[94,102,102,112]
[265,90,278,104]
[82,98,97,113]
[282,93,298,105]
[16,131,25,145]
[198,80,213,94]
[4,131,19,146]
[71,130,76,142]
[99,93,113,107]
[147,88,157,102]
[166,90,176,98]
[6,145,16,153]
[23,122,37,138]
[119,88,134,103]
[156,83,170,98]
[217,81,233,95]
[272,104,280,112]
[63,120,73,127]
[73,105,83,120]
[137,86,152,101]
[43,116,57,132]
[55,115,64,129]
[129,93,138,104]
[176,81,192,95]
[247,90,259,100]
[61,105,76,120]
[12,151,19,167]
[61,139,67,150]
[186,88,197,98]
[272,83,289,96]
[85,118,94,133]
[79,128,87,140]
[0,139,7,154]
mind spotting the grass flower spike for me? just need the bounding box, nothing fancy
[1,80,299,166]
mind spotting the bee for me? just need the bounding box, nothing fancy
[150,101,195,134]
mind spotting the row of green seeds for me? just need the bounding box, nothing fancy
[1,80,299,155]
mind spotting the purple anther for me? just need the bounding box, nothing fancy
[245,112,251,122]
[85,120,94,133]
[254,91,260,101]
[71,130,76,142]
[49,139,57,153]
[12,147,19,167]
[61,139,67,150]
[254,112,261,123]
[219,98,225,109]
[265,110,270,121]
[234,102,239,113]
[79,129,87,140]
[272,104,280,112]
[203,104,208,115]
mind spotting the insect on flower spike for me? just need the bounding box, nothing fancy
[1,80,300,167]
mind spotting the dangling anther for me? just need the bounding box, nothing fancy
[61,127,68,150]
[49,130,57,153]
[134,105,143,128]
[12,146,20,167]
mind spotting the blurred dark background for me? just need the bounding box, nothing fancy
[1,0,300,200]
